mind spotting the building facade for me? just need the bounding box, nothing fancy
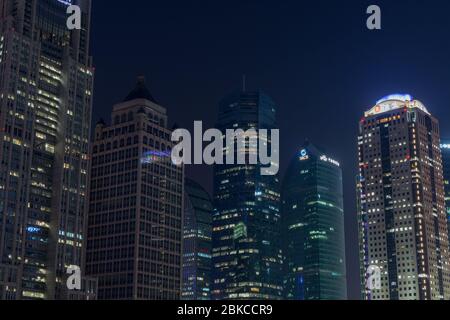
[182,178,212,300]
[0,0,94,299]
[441,142,450,241]
[212,90,283,300]
[282,142,347,300]
[357,94,450,300]
[86,77,184,300]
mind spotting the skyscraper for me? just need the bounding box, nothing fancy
[0,0,94,299]
[182,178,212,300]
[357,94,450,300]
[282,141,347,300]
[440,142,450,241]
[86,77,184,300]
[212,90,283,300]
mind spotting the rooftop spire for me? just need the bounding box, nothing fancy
[123,76,157,104]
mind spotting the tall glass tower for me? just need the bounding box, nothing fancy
[182,178,213,300]
[357,94,450,300]
[282,141,347,300]
[0,0,94,299]
[440,142,450,241]
[212,90,283,300]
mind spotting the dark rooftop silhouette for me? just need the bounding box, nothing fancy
[123,76,157,104]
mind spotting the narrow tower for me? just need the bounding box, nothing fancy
[440,142,450,243]
[212,90,283,300]
[0,0,94,300]
[282,141,347,300]
[357,94,450,300]
[182,178,213,300]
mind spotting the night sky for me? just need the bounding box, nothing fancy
[90,0,450,299]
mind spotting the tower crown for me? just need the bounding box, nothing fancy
[123,76,158,104]
[365,93,429,117]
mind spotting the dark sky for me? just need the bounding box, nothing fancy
[90,0,450,299]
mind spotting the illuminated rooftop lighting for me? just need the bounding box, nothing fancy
[376,94,413,105]
[365,93,430,117]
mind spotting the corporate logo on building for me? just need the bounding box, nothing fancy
[299,149,340,167]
